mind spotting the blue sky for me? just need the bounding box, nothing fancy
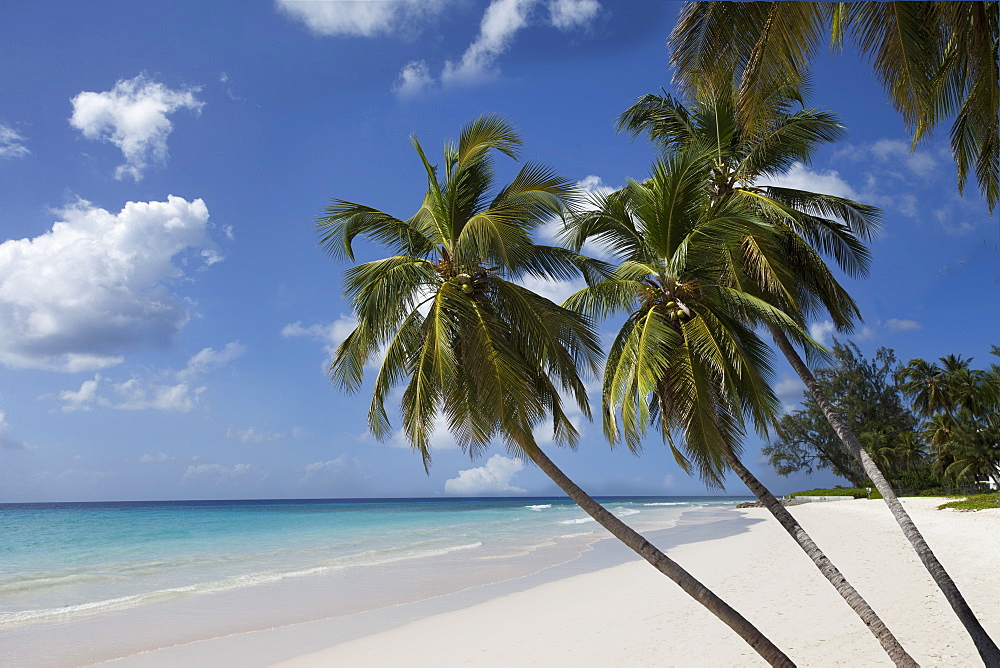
[0,1,996,502]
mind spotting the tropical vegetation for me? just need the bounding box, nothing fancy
[667,1,1000,212]
[769,341,1000,492]
[669,4,1000,662]
[315,4,999,663]
[568,82,915,666]
[317,115,793,666]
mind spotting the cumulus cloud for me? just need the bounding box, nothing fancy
[438,0,599,86]
[809,320,836,347]
[182,462,254,482]
[282,315,358,365]
[0,196,217,372]
[56,342,244,412]
[0,123,29,159]
[884,318,922,332]
[548,0,600,29]
[276,0,449,37]
[0,410,34,451]
[442,0,535,85]
[138,452,173,463]
[69,74,203,180]
[539,174,619,258]
[227,426,285,443]
[774,374,805,413]
[760,163,861,201]
[517,274,584,307]
[378,0,601,96]
[302,454,361,480]
[177,342,246,381]
[392,60,435,99]
[836,139,938,179]
[444,454,527,494]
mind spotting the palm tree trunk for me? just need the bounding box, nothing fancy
[523,444,795,667]
[722,450,918,667]
[769,325,1000,666]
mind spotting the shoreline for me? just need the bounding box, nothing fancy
[91,507,748,667]
[3,502,734,667]
[103,498,999,667]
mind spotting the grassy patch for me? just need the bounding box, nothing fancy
[938,494,1000,511]
[788,488,866,498]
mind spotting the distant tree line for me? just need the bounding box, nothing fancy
[765,340,1000,491]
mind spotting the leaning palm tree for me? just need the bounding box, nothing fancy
[562,147,916,667]
[668,1,999,212]
[619,80,999,662]
[316,115,793,666]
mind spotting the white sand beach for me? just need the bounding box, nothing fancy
[99,497,999,668]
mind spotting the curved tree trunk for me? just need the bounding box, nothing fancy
[769,326,1000,667]
[524,444,795,667]
[723,450,918,667]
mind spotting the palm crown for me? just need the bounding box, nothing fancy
[316,115,604,467]
[668,1,999,211]
[617,85,881,337]
[563,149,805,486]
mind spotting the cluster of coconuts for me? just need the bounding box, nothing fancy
[664,299,691,320]
[454,273,475,294]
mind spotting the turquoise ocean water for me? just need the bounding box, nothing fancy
[0,496,747,665]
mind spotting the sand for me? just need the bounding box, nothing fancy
[102,498,999,667]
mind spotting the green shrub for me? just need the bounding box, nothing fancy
[788,488,866,498]
[937,494,1000,511]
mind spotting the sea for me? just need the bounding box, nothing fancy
[0,496,748,665]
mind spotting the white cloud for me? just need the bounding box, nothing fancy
[0,123,29,159]
[177,342,246,381]
[392,0,601,96]
[442,0,535,85]
[809,320,836,347]
[760,163,860,200]
[854,325,878,343]
[182,462,254,482]
[444,454,527,494]
[58,376,103,411]
[276,0,449,36]
[774,374,805,413]
[69,74,203,180]
[548,0,600,29]
[840,139,938,178]
[109,377,204,411]
[227,426,284,443]
[517,274,584,307]
[302,454,360,479]
[0,410,34,451]
[138,452,173,463]
[392,60,435,99]
[282,315,358,365]
[0,196,216,372]
[539,174,619,260]
[884,318,922,333]
[55,342,243,412]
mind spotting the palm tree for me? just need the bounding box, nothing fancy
[316,115,794,666]
[893,433,927,474]
[626,82,999,662]
[620,77,999,664]
[668,1,1000,212]
[898,357,951,418]
[562,146,916,666]
[904,355,1000,490]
